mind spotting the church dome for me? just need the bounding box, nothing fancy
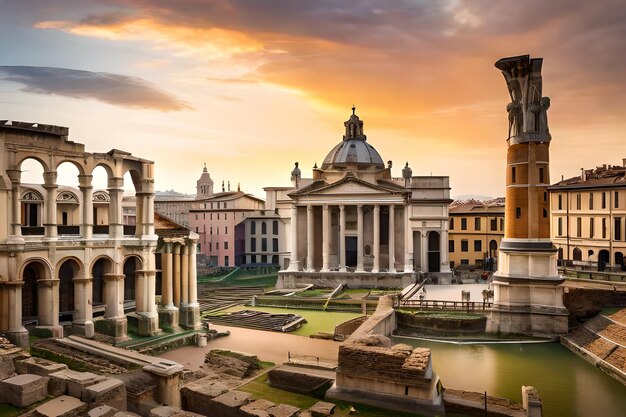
[321,108,385,170]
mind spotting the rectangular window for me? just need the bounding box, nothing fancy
[589,218,594,238]
[577,217,582,237]
[474,218,481,231]
[516,207,521,219]
[558,217,562,236]
[225,226,228,234]
[602,192,606,209]
[474,240,482,252]
[602,218,607,239]
[251,221,256,234]
[224,241,229,250]
[616,191,619,208]
[224,256,229,266]
[449,240,455,253]
[450,218,455,230]
[461,218,467,230]
[273,220,279,235]
[261,255,267,263]
[461,240,468,252]
[210,227,213,235]
[500,218,504,230]
[217,213,220,220]
[576,193,581,210]
[490,219,497,231]
[195,214,198,220]
[544,192,547,202]
[558,194,563,210]
[250,255,256,264]
[461,259,469,265]
[539,167,544,183]
[225,213,227,220]
[589,193,594,210]
[616,218,622,241]
[251,237,256,252]
[210,213,213,220]
[273,238,279,252]
[512,167,516,183]
[262,238,267,252]
[195,227,198,233]
[216,242,219,250]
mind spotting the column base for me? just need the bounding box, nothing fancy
[128,312,160,337]
[72,320,95,338]
[286,261,300,272]
[34,325,63,339]
[179,304,201,330]
[158,306,180,329]
[5,328,30,348]
[94,316,128,342]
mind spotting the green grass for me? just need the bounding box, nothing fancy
[238,373,429,417]
[209,305,363,337]
[298,289,332,297]
[0,396,53,417]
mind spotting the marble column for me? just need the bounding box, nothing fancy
[287,205,300,271]
[180,245,189,306]
[421,232,429,272]
[161,243,174,308]
[440,226,451,273]
[373,204,380,273]
[135,267,159,336]
[180,241,201,329]
[79,174,93,239]
[103,273,127,340]
[107,177,124,238]
[306,205,314,272]
[135,194,144,237]
[43,171,58,238]
[72,276,94,338]
[37,279,63,338]
[6,282,29,347]
[173,244,181,307]
[356,205,364,272]
[404,206,414,273]
[389,205,395,272]
[6,169,22,239]
[322,205,330,271]
[339,205,346,272]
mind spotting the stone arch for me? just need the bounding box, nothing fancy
[489,240,498,258]
[16,154,50,173]
[427,231,440,273]
[616,252,625,271]
[56,257,84,317]
[20,259,52,322]
[89,162,115,180]
[598,250,610,272]
[123,255,143,301]
[573,247,582,261]
[54,158,86,176]
[90,255,114,306]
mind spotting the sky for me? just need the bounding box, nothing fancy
[1,0,625,199]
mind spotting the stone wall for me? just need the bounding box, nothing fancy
[564,288,626,321]
[347,295,396,340]
[268,368,332,396]
[277,271,413,289]
[396,312,487,335]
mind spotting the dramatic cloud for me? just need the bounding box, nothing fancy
[0,66,191,111]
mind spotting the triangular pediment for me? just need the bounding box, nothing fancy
[291,176,406,197]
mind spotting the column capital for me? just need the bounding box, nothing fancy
[339,204,345,211]
[43,171,58,187]
[78,174,93,188]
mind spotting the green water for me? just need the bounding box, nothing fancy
[393,336,626,417]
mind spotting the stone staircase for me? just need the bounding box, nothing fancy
[205,310,306,332]
[198,286,265,313]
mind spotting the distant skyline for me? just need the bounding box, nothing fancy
[2,1,625,199]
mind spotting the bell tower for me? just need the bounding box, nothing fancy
[487,55,568,337]
[196,163,214,199]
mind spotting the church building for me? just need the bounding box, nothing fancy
[277,109,452,288]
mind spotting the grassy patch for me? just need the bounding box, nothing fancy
[0,396,53,417]
[31,346,92,372]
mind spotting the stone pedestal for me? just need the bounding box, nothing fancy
[130,312,160,337]
[143,361,184,407]
[95,317,128,342]
[158,307,180,329]
[5,329,29,348]
[35,325,64,339]
[73,321,95,339]
[178,304,201,329]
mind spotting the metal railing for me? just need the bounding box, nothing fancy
[398,299,493,312]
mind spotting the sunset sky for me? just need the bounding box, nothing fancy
[1,0,625,198]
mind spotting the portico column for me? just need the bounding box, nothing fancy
[6,169,23,239]
[373,204,380,273]
[173,244,181,307]
[421,232,429,272]
[188,241,198,306]
[135,270,146,314]
[180,240,201,329]
[440,225,451,272]
[339,205,346,272]
[136,268,159,336]
[306,205,314,272]
[322,204,330,271]
[404,206,414,273]
[104,274,125,319]
[108,177,124,238]
[72,276,94,338]
[356,204,364,272]
[389,205,395,272]
[287,205,300,271]
[43,171,58,238]
[6,282,28,346]
[161,243,174,308]
[181,245,189,306]
[79,174,93,239]
[37,278,63,338]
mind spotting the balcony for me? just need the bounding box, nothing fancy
[58,225,80,235]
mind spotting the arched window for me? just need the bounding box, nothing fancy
[573,248,582,261]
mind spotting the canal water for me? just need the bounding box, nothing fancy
[160,324,626,417]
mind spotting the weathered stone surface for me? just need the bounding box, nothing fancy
[113,412,142,417]
[83,378,126,411]
[0,336,28,380]
[204,350,259,378]
[351,334,391,347]
[48,369,107,398]
[181,375,229,414]
[150,405,206,417]
[88,404,118,417]
[0,373,48,407]
[268,368,331,395]
[240,399,275,417]
[34,395,88,417]
[206,390,254,417]
[16,357,68,377]
[308,401,336,417]
[267,403,300,417]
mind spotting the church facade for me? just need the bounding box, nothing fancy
[277,109,452,288]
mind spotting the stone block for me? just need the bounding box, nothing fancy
[0,337,28,380]
[88,404,119,417]
[308,401,335,417]
[83,378,126,410]
[180,376,229,414]
[113,412,142,417]
[16,357,68,376]
[240,399,275,417]
[268,404,300,417]
[0,373,48,407]
[207,390,254,417]
[34,395,88,417]
[48,369,107,397]
[150,405,206,417]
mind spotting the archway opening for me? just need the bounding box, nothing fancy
[20,158,46,235]
[428,231,440,273]
[616,252,625,271]
[92,258,112,316]
[22,261,45,324]
[573,248,582,262]
[124,257,140,302]
[56,162,81,235]
[598,250,610,272]
[58,259,79,320]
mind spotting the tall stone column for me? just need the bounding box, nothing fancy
[287,205,300,271]
[43,171,58,238]
[373,204,380,273]
[142,269,159,335]
[389,205,395,272]
[108,177,124,238]
[72,276,94,338]
[322,204,330,271]
[404,206,414,273]
[356,205,364,272]
[306,205,314,272]
[180,240,201,329]
[79,174,93,239]
[6,282,29,347]
[145,192,156,236]
[37,279,63,338]
[103,274,127,341]
[440,226,451,273]
[135,194,144,237]
[339,205,346,272]
[421,232,428,272]
[6,169,23,240]
[180,245,189,306]
[173,244,181,307]
[159,242,178,328]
